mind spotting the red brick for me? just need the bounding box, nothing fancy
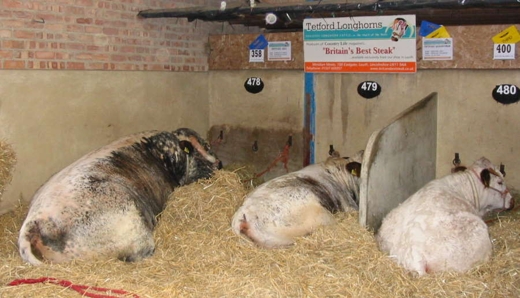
[64,6,85,15]
[0,30,12,38]
[67,24,84,32]
[2,19,25,28]
[3,60,25,69]
[103,27,119,35]
[120,46,135,53]
[14,30,35,39]
[76,18,92,24]
[93,53,109,60]
[75,53,92,60]
[0,10,12,18]
[2,40,25,49]
[43,23,64,31]
[67,62,85,69]
[12,11,33,18]
[4,0,23,9]
[77,0,94,7]
[66,43,85,50]
[103,63,116,70]
[85,26,102,33]
[98,1,110,9]
[111,54,126,62]
[127,55,142,61]
[55,52,70,59]
[34,51,55,59]
[0,51,12,58]
[86,62,104,69]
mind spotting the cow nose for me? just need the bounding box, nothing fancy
[214,160,223,170]
[506,196,515,210]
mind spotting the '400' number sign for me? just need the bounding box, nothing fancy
[244,77,264,94]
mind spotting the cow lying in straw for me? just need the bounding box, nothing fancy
[232,150,363,248]
[18,128,221,265]
[376,157,514,276]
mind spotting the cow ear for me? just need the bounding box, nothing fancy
[179,140,194,155]
[451,165,467,173]
[346,162,362,177]
[480,169,491,187]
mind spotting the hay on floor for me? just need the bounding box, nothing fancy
[0,140,16,200]
[0,170,519,297]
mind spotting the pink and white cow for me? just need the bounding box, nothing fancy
[376,157,514,276]
[231,151,363,248]
[18,128,221,265]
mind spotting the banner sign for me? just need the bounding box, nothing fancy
[303,15,417,73]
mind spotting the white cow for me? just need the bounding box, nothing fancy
[376,157,514,276]
[231,151,363,248]
[18,128,221,265]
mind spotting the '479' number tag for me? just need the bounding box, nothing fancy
[357,81,382,99]
[249,49,265,62]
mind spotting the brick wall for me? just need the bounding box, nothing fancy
[0,0,254,71]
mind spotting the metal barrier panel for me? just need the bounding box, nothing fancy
[359,92,438,232]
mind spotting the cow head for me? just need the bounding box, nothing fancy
[174,128,222,185]
[346,162,362,177]
[471,157,514,214]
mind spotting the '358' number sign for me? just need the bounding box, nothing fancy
[249,49,264,62]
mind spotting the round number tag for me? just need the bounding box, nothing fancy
[244,77,264,94]
[492,84,520,104]
[357,81,382,99]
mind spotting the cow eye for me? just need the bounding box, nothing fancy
[498,181,503,185]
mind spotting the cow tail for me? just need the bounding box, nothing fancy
[233,214,257,243]
[18,220,44,265]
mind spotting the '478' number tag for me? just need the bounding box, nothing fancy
[249,49,265,62]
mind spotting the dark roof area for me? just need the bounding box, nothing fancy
[137,0,520,32]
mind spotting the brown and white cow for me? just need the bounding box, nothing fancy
[231,151,363,248]
[18,128,221,265]
[376,157,514,276]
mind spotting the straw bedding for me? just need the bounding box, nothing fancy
[0,140,16,201]
[0,169,519,297]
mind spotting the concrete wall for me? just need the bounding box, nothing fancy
[0,70,210,213]
[207,71,305,182]
[314,70,520,186]
[206,69,520,193]
[206,68,520,191]
[1,69,519,216]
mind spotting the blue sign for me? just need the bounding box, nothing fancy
[249,34,268,50]
[419,20,441,37]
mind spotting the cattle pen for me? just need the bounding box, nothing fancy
[1,168,519,297]
[1,0,520,296]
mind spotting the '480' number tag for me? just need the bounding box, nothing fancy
[249,49,265,62]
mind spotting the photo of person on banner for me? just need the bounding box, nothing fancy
[390,18,409,41]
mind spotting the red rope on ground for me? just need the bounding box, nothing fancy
[254,142,291,179]
[8,277,139,298]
